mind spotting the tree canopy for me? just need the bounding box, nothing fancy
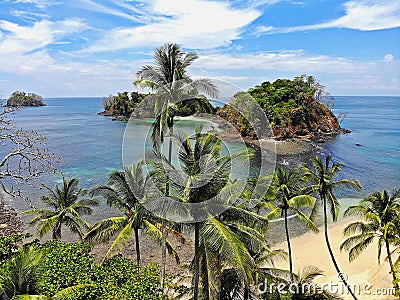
[7,91,45,107]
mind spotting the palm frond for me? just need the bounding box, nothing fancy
[103,222,134,261]
[83,216,128,245]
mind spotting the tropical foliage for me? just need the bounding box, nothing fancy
[341,189,400,293]
[102,91,147,117]
[134,42,218,288]
[23,176,99,240]
[0,234,30,263]
[302,155,362,300]
[84,161,180,265]
[267,167,318,279]
[7,91,45,107]
[152,127,266,299]
[0,240,167,300]
[216,75,340,139]
[4,43,397,300]
[0,246,43,299]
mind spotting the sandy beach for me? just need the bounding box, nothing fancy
[273,217,396,299]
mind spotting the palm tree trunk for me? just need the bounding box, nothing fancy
[323,195,358,300]
[160,118,174,290]
[385,239,397,284]
[284,209,293,282]
[134,226,141,268]
[160,221,167,290]
[53,221,62,240]
[194,223,200,300]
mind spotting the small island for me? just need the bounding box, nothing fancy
[217,75,347,141]
[7,90,46,107]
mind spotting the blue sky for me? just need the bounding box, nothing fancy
[0,0,399,97]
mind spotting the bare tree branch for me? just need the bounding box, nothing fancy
[0,101,58,207]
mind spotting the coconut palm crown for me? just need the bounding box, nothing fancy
[23,176,99,240]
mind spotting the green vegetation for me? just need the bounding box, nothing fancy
[267,167,318,279]
[102,92,147,117]
[341,189,400,295]
[135,42,218,289]
[0,234,29,263]
[302,155,362,300]
[23,176,99,240]
[84,161,180,265]
[217,75,341,139]
[0,240,165,299]
[7,91,45,107]
[4,150,397,299]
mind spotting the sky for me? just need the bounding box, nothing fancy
[0,0,399,97]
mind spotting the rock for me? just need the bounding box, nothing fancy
[317,139,326,144]
[0,204,24,237]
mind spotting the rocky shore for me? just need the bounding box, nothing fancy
[97,110,130,121]
[0,203,24,238]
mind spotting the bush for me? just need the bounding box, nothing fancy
[98,255,166,300]
[36,240,97,299]
[30,241,167,299]
[0,234,30,264]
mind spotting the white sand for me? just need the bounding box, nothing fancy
[273,218,397,299]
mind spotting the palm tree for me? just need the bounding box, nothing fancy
[151,127,267,299]
[267,167,318,280]
[0,246,42,299]
[23,176,99,240]
[174,128,239,300]
[302,155,362,300]
[83,161,180,266]
[341,189,400,287]
[135,42,219,288]
[290,266,343,299]
[198,209,267,299]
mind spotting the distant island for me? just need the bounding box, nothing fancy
[7,90,46,107]
[99,75,348,143]
[98,91,215,121]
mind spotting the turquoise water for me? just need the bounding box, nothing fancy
[326,96,400,197]
[3,96,400,223]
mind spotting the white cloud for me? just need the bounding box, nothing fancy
[328,0,400,30]
[82,0,261,52]
[0,19,89,73]
[256,0,400,34]
[196,51,363,74]
[192,50,400,95]
[10,10,50,21]
[0,19,88,53]
[13,0,55,9]
[78,0,154,24]
[383,53,394,62]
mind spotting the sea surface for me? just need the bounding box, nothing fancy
[2,96,399,229]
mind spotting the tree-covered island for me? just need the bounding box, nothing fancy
[6,91,46,107]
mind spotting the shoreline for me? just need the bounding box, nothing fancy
[98,111,347,156]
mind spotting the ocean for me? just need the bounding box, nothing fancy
[2,96,399,227]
